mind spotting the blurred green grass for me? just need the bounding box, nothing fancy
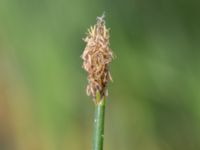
[0,0,200,150]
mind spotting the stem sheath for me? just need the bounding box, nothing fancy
[92,93,106,150]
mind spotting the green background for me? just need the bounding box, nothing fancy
[0,0,200,150]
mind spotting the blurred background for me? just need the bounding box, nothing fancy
[0,0,200,149]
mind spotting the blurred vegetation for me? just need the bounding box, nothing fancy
[0,0,200,150]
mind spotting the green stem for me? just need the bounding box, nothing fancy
[92,93,106,150]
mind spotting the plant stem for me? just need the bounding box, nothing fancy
[92,92,106,150]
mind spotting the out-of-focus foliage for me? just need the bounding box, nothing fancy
[0,0,200,150]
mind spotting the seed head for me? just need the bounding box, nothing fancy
[81,14,113,103]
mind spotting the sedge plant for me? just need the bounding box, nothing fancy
[81,14,113,150]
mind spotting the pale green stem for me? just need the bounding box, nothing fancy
[92,92,106,150]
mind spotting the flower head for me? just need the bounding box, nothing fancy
[81,14,113,103]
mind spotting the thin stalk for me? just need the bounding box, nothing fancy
[92,92,106,150]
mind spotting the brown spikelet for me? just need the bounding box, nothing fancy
[81,14,113,103]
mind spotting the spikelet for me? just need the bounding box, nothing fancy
[81,14,113,103]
